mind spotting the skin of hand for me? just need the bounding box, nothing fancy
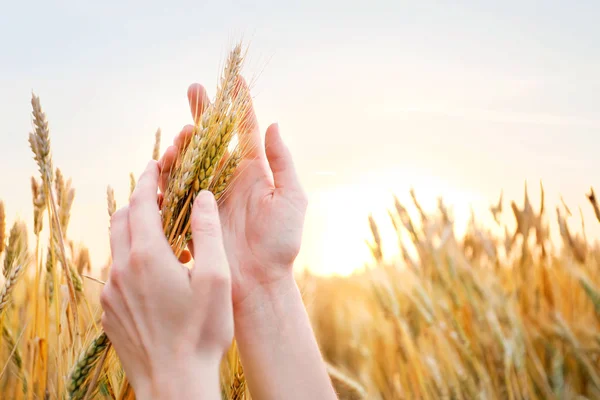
[159,81,338,400]
[100,161,233,399]
[159,79,308,309]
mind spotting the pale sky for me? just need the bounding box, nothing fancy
[1,1,599,275]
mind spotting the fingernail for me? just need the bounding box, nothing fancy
[196,190,216,211]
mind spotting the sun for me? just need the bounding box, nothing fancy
[296,167,490,276]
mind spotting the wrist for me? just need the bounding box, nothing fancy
[134,356,221,399]
[231,269,337,400]
[233,271,308,346]
[233,270,298,321]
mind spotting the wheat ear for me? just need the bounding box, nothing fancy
[68,332,110,400]
[211,150,241,201]
[152,128,161,160]
[129,173,136,200]
[76,247,91,275]
[107,186,117,217]
[0,201,5,256]
[229,341,247,400]
[1,325,28,394]
[31,177,46,235]
[2,325,23,370]
[162,43,246,248]
[56,169,75,234]
[29,93,80,336]
[0,264,27,318]
[587,187,600,223]
[3,221,28,278]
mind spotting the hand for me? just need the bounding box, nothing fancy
[101,161,233,399]
[159,81,308,308]
[158,82,336,400]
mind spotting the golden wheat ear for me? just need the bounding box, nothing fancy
[152,128,161,161]
[0,201,5,257]
[0,263,28,318]
[587,187,600,223]
[2,221,28,279]
[29,93,81,340]
[129,173,136,200]
[107,186,117,217]
[161,41,251,258]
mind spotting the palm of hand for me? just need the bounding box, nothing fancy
[219,157,306,304]
[159,82,307,306]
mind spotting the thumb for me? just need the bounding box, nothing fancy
[189,191,229,282]
[265,123,302,193]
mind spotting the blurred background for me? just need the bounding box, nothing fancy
[1,0,599,275]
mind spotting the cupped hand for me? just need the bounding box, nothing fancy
[158,81,308,309]
[101,161,233,398]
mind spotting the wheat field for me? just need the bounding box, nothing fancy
[2,44,600,400]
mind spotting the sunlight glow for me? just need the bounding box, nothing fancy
[297,167,491,276]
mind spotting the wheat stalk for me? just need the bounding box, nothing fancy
[46,168,82,298]
[326,361,368,400]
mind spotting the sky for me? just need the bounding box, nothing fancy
[1,1,599,275]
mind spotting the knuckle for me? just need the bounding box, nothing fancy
[129,244,152,266]
[208,269,230,287]
[203,263,230,283]
[109,267,120,284]
[109,267,124,289]
[193,268,231,298]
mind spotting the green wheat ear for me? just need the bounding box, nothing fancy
[68,332,110,400]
